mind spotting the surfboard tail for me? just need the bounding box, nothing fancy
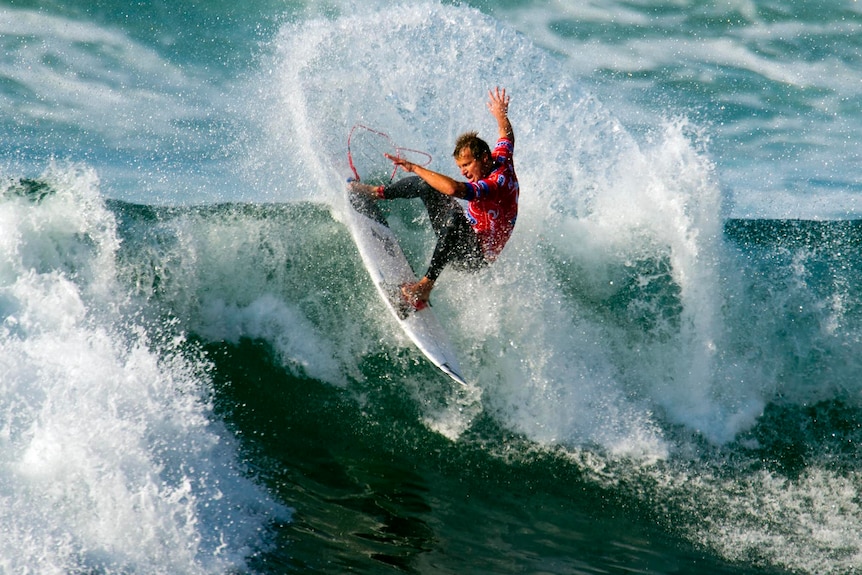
[344,183,469,387]
[439,363,468,387]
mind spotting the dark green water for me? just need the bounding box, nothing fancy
[207,338,775,574]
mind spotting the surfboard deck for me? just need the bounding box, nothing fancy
[344,191,467,386]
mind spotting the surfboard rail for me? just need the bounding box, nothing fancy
[344,192,467,386]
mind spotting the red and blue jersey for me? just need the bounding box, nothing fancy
[463,137,519,261]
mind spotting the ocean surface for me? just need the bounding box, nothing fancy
[2,1,862,573]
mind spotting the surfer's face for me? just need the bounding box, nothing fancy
[456,149,491,183]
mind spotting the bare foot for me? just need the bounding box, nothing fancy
[348,180,380,198]
[401,277,434,309]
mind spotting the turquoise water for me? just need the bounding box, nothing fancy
[2,1,862,573]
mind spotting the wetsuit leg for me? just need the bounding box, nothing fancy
[425,206,486,281]
[383,177,486,280]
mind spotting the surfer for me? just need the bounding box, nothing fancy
[349,86,519,309]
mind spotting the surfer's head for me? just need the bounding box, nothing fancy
[453,132,492,183]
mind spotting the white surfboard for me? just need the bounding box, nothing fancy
[344,192,467,386]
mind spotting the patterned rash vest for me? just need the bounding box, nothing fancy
[462,137,519,261]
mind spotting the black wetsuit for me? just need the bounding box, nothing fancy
[382,176,487,282]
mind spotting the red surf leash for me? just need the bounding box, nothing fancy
[347,124,432,183]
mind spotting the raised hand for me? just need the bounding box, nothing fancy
[487,87,514,141]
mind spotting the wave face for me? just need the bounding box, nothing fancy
[2,1,862,574]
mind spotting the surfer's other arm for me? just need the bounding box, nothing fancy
[385,86,513,199]
[487,86,514,144]
[385,155,469,198]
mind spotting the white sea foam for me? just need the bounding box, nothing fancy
[0,166,282,573]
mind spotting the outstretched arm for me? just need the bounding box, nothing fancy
[382,88,513,199]
[384,154,469,198]
[487,86,514,144]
